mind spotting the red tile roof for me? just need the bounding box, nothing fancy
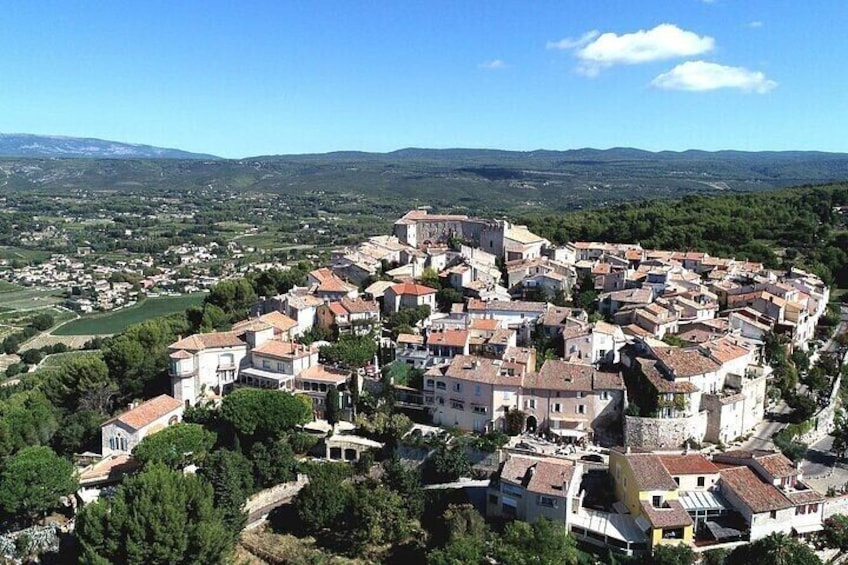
[427,330,469,348]
[626,453,679,491]
[103,394,182,431]
[654,347,720,378]
[169,332,244,351]
[640,499,694,529]
[253,340,314,360]
[720,466,791,513]
[659,454,720,476]
[390,282,437,296]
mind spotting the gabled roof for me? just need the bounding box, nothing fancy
[444,355,525,386]
[169,349,192,360]
[498,455,577,497]
[626,453,679,491]
[427,330,469,348]
[719,466,792,514]
[467,299,547,313]
[169,332,245,352]
[654,347,721,378]
[659,454,720,476]
[340,296,379,314]
[232,311,298,334]
[389,282,437,296]
[252,340,314,360]
[297,364,350,384]
[103,394,182,431]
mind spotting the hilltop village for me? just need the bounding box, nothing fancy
[11,206,844,563]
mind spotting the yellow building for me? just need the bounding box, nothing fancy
[609,449,695,550]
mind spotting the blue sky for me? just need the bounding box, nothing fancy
[1,1,845,158]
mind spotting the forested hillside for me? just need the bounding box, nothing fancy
[523,183,848,289]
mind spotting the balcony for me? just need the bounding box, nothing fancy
[169,367,196,378]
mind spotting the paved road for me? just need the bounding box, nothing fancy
[802,434,836,478]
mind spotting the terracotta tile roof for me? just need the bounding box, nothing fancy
[258,311,298,332]
[654,347,720,378]
[397,333,424,345]
[503,346,534,365]
[640,499,694,529]
[309,267,335,283]
[253,340,314,360]
[169,349,192,360]
[169,332,244,351]
[719,466,791,513]
[700,337,752,365]
[498,455,577,497]
[340,296,379,314]
[627,454,679,491]
[592,370,626,391]
[297,364,349,384]
[526,360,593,391]
[316,276,356,294]
[469,318,500,331]
[603,288,653,304]
[659,454,719,475]
[103,394,182,431]
[444,355,525,386]
[328,302,348,317]
[467,299,547,313]
[755,453,801,479]
[784,488,824,505]
[427,330,469,348]
[390,282,437,296]
[636,358,699,394]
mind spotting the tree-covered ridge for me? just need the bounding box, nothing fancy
[524,183,848,287]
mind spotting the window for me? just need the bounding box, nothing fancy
[262,360,271,369]
[576,405,586,415]
[450,400,464,411]
[796,506,806,515]
[436,382,446,390]
[809,504,819,513]
[538,496,556,508]
[576,391,585,399]
[473,405,487,414]
[652,496,662,508]
[452,382,463,393]
[524,399,536,410]
[474,385,482,397]
[770,510,777,519]
[552,403,562,413]
[426,379,434,389]
[600,391,611,401]
[277,362,284,372]
[673,477,680,485]
[697,476,705,487]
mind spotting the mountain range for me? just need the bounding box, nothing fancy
[0,133,218,160]
[2,133,848,212]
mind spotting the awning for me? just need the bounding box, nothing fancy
[550,428,586,438]
[793,523,823,534]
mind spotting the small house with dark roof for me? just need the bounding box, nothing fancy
[487,454,583,526]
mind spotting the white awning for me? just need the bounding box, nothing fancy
[793,523,823,534]
[550,428,586,438]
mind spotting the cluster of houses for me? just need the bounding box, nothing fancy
[80,208,835,557]
[489,447,825,555]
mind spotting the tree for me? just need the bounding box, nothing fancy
[320,333,376,370]
[428,503,488,549]
[132,423,216,469]
[249,438,297,488]
[294,474,352,533]
[325,385,340,427]
[31,312,55,331]
[505,409,527,436]
[647,544,696,565]
[49,354,116,413]
[832,412,848,460]
[491,518,578,565]
[52,410,103,456]
[0,389,59,458]
[727,533,822,565]
[220,388,312,442]
[436,288,464,313]
[0,446,77,522]
[382,456,425,519]
[198,449,254,532]
[424,446,472,484]
[345,481,414,552]
[75,464,233,565]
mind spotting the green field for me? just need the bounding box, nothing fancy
[39,350,103,368]
[53,294,206,336]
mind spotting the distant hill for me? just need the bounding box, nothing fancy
[1,144,848,213]
[0,133,218,160]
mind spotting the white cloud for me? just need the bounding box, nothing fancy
[747,20,763,28]
[575,24,715,75]
[546,30,599,50]
[479,59,508,70]
[651,60,777,93]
